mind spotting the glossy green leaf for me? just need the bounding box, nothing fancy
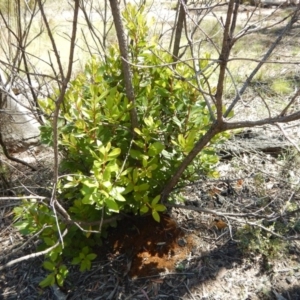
[152,210,160,222]
[153,204,166,212]
[142,156,148,167]
[56,273,64,287]
[144,116,153,127]
[81,179,97,188]
[140,205,149,213]
[108,148,121,158]
[110,187,126,201]
[106,198,119,211]
[39,273,55,288]
[134,183,149,191]
[43,260,55,271]
[134,128,142,135]
[151,195,160,206]
[132,168,138,184]
[148,142,164,156]
[130,149,143,160]
[63,180,79,189]
[178,134,185,147]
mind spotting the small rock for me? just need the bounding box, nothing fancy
[177,238,187,247]
[285,276,294,284]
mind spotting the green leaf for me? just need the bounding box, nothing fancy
[105,161,119,173]
[120,167,133,176]
[49,249,60,261]
[103,168,112,182]
[153,204,166,212]
[130,149,143,160]
[152,210,160,222]
[80,259,92,272]
[134,183,149,192]
[144,116,154,127]
[148,142,164,156]
[72,257,82,265]
[86,253,97,261]
[43,237,55,246]
[140,205,149,214]
[43,260,55,271]
[227,110,234,118]
[106,198,119,211]
[63,181,79,189]
[172,116,182,128]
[142,157,148,168]
[82,246,89,255]
[59,265,69,276]
[132,168,139,184]
[82,190,96,205]
[81,179,97,188]
[134,128,142,135]
[75,119,85,129]
[14,221,29,232]
[147,163,158,171]
[108,148,121,158]
[151,195,160,206]
[56,273,64,287]
[123,182,134,194]
[39,273,55,288]
[178,134,185,147]
[110,187,126,201]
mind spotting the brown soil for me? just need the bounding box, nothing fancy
[97,214,196,278]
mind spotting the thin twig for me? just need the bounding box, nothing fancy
[275,123,300,153]
[0,229,68,271]
[0,131,37,171]
[0,225,51,261]
[224,8,300,118]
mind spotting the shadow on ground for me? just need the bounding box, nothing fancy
[1,210,299,299]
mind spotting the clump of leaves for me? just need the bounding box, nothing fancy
[15,4,229,287]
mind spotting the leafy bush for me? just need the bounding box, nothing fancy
[14,4,229,287]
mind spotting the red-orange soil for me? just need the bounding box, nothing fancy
[99,214,198,278]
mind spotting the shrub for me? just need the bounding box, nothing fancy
[14,4,229,287]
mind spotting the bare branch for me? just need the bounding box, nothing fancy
[215,0,237,121]
[109,0,139,131]
[172,0,187,62]
[162,121,222,200]
[0,229,68,271]
[224,8,300,118]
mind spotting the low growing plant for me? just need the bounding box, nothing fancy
[14,4,230,287]
[236,223,287,259]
